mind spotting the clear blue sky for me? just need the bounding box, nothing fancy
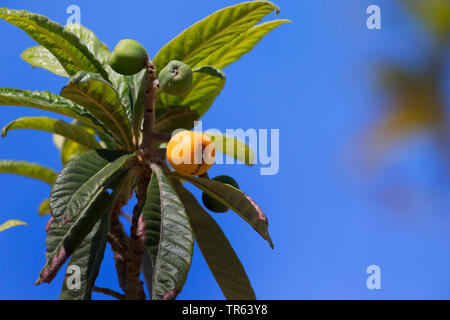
[1,0,450,299]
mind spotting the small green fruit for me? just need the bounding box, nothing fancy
[202,175,239,213]
[158,60,193,96]
[109,39,148,75]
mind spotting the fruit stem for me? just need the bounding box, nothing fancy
[140,61,158,154]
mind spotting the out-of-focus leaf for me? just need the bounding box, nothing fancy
[21,46,68,77]
[173,181,256,300]
[0,160,57,185]
[367,65,445,153]
[38,199,51,216]
[50,149,134,225]
[0,220,27,233]
[60,72,133,149]
[204,131,256,165]
[174,175,274,249]
[2,116,101,150]
[60,214,109,300]
[141,165,194,300]
[0,9,109,79]
[405,0,450,40]
[53,134,65,150]
[0,88,107,133]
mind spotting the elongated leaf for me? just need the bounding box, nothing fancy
[65,23,110,65]
[141,172,162,267]
[21,46,68,77]
[175,175,273,248]
[130,69,147,137]
[173,181,256,299]
[158,74,225,119]
[153,1,280,71]
[154,105,199,133]
[0,88,109,134]
[199,19,290,70]
[2,116,101,150]
[0,160,57,185]
[50,149,134,225]
[37,188,117,284]
[140,165,194,300]
[60,72,133,149]
[0,220,27,233]
[193,65,226,80]
[107,70,133,122]
[163,19,289,118]
[0,9,109,79]
[63,23,136,121]
[60,214,109,300]
[204,131,256,165]
[158,18,289,119]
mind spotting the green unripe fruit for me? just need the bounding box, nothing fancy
[109,39,148,75]
[202,175,239,213]
[158,60,193,96]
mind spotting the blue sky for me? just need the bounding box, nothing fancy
[1,0,450,299]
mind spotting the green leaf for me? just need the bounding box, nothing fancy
[60,214,109,300]
[199,19,290,70]
[0,220,27,233]
[141,165,194,300]
[0,160,57,185]
[175,175,274,248]
[0,9,109,79]
[204,131,256,165]
[153,1,280,70]
[158,74,225,119]
[60,138,89,164]
[162,19,289,118]
[37,186,118,285]
[0,88,109,134]
[173,181,256,300]
[21,46,69,77]
[193,65,226,80]
[60,72,133,149]
[154,105,199,133]
[2,116,101,150]
[129,69,148,138]
[105,67,136,123]
[50,149,134,225]
[65,23,110,65]
[63,23,136,123]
